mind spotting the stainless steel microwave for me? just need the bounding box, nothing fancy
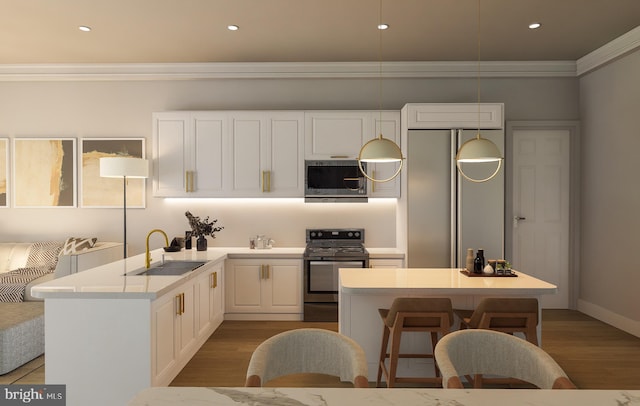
[304,160,367,202]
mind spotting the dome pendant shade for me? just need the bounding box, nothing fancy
[456,136,502,163]
[359,134,403,162]
[455,135,502,183]
[358,134,404,182]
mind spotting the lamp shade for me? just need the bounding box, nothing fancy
[358,135,403,162]
[100,157,149,178]
[456,136,502,163]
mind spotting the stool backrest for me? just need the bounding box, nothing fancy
[385,297,454,328]
[468,298,538,329]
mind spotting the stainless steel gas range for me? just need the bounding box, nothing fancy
[303,228,369,322]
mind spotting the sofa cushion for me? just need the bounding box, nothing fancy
[61,237,97,255]
[0,244,32,275]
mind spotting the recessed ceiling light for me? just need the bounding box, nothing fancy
[227,25,239,31]
[528,22,541,29]
[377,23,389,30]
[79,26,91,32]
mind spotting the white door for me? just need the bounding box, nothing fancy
[512,128,570,308]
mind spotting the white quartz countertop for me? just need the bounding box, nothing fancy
[31,247,303,300]
[128,387,640,406]
[340,268,557,295]
[31,246,405,300]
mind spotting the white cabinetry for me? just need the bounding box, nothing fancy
[304,111,374,159]
[225,258,302,320]
[195,261,224,338]
[153,111,303,197]
[369,258,404,268]
[151,261,224,386]
[229,112,304,196]
[153,112,227,197]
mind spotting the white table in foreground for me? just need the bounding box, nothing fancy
[338,268,557,381]
[128,387,640,406]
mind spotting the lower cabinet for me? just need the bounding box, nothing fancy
[225,258,302,319]
[151,261,224,386]
[369,258,405,268]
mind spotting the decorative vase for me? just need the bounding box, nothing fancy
[196,236,207,251]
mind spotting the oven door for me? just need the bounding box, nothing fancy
[305,260,365,301]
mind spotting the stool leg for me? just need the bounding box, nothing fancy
[376,325,390,387]
[387,325,403,388]
[430,331,440,377]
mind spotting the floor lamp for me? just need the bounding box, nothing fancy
[100,157,149,259]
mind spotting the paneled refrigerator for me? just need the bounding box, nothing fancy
[406,128,504,268]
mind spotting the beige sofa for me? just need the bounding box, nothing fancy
[0,240,122,301]
[0,239,122,375]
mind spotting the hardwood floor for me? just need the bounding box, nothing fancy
[4,310,640,389]
[171,310,640,389]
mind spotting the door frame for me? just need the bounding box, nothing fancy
[505,121,581,309]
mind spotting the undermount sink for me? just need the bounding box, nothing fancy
[130,260,208,276]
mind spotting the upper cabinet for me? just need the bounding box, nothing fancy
[404,103,503,130]
[229,112,304,197]
[153,111,303,198]
[153,112,227,197]
[153,110,400,198]
[304,111,374,159]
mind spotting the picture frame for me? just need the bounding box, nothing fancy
[13,138,77,208]
[0,138,7,208]
[80,138,146,208]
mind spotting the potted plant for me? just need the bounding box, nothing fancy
[185,211,224,251]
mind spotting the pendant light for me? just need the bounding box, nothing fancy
[455,0,503,183]
[357,0,404,183]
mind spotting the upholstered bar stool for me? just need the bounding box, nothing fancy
[453,297,539,388]
[376,297,454,388]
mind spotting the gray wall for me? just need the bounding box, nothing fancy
[0,75,577,256]
[579,49,640,325]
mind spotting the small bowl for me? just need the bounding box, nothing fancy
[163,246,181,252]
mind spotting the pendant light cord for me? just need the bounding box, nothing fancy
[378,0,383,131]
[477,0,481,140]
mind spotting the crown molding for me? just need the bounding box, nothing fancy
[0,60,576,82]
[577,26,640,76]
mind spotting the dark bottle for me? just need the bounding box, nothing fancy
[473,249,485,274]
[185,231,192,250]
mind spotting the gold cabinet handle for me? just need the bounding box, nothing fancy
[176,294,182,315]
[262,171,271,193]
[211,272,218,288]
[260,265,265,279]
[185,171,195,193]
[264,265,270,279]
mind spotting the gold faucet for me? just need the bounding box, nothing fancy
[145,229,169,268]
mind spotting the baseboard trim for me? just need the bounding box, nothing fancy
[577,299,640,338]
[224,313,303,321]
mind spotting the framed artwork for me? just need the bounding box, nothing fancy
[13,138,77,208]
[0,138,7,207]
[80,138,146,208]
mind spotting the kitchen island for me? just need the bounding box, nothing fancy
[338,268,557,381]
[31,247,304,406]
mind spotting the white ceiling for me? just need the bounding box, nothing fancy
[1,0,640,65]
